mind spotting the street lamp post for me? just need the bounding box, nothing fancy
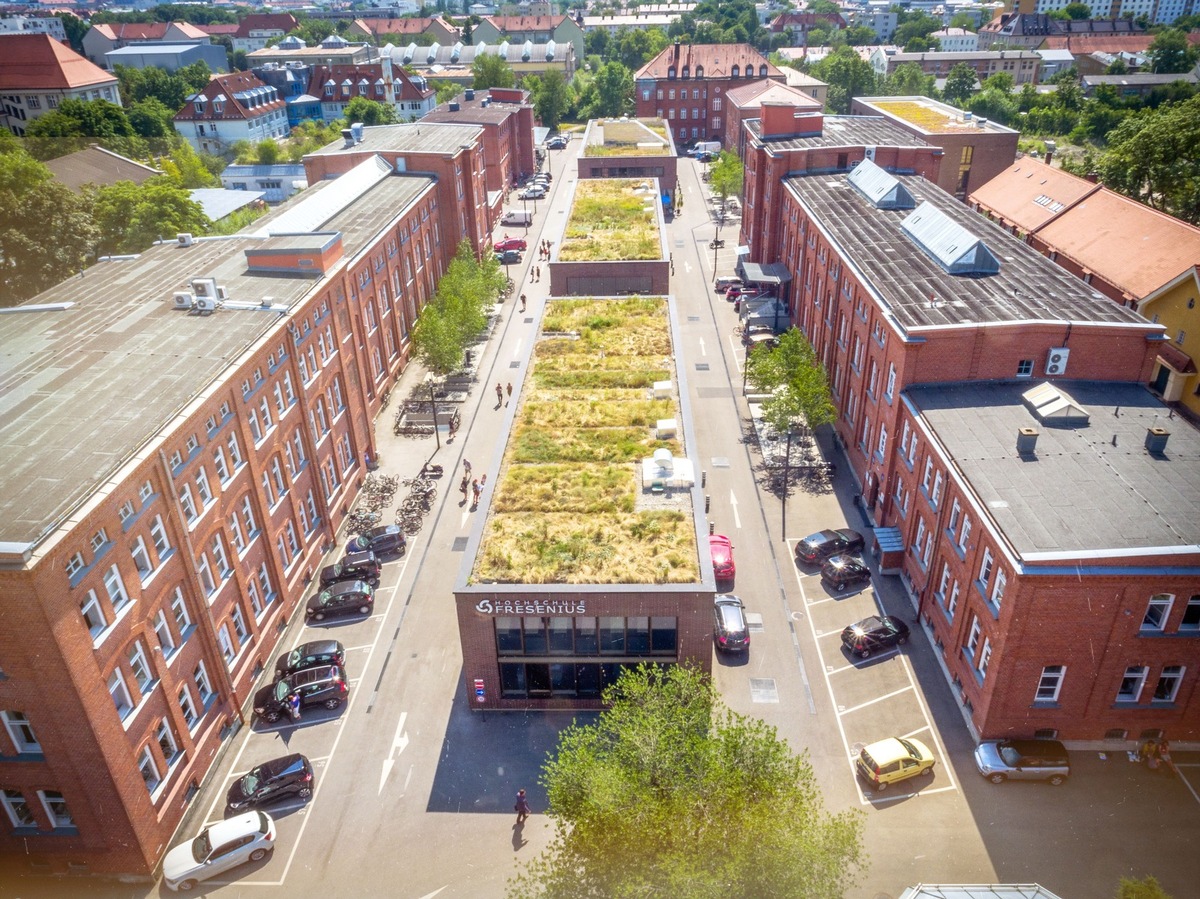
[426,373,440,452]
[712,224,720,278]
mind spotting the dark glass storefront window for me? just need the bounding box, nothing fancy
[527,663,551,696]
[627,616,650,655]
[575,616,598,654]
[550,663,576,695]
[576,664,600,695]
[500,663,526,695]
[496,617,522,654]
[548,617,573,653]
[523,616,548,654]
[651,617,677,652]
[599,617,625,654]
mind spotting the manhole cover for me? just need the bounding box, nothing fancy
[452,537,468,552]
[509,360,521,368]
[695,363,710,371]
[749,679,778,703]
[711,457,730,468]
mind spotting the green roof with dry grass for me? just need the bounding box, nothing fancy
[473,297,699,585]
[583,118,671,157]
[559,180,662,262]
[871,100,978,134]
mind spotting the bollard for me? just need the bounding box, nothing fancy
[705,495,711,513]
[701,470,707,488]
[709,521,715,535]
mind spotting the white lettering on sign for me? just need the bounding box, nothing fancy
[475,598,588,616]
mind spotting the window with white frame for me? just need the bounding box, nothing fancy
[947,499,961,534]
[241,495,257,535]
[119,499,136,523]
[214,446,230,483]
[229,512,246,552]
[248,577,265,619]
[966,615,981,658]
[977,638,992,677]
[338,433,355,473]
[262,471,277,508]
[171,587,192,635]
[1117,665,1148,702]
[283,371,295,405]
[1142,594,1172,631]
[2,789,35,827]
[913,518,927,555]
[885,363,896,400]
[81,590,108,637]
[274,381,286,416]
[38,791,72,828]
[211,533,230,577]
[931,470,944,505]
[285,521,299,558]
[196,468,213,506]
[922,457,933,491]
[1182,596,1200,631]
[921,531,933,567]
[179,485,197,522]
[156,719,180,767]
[197,554,216,596]
[138,744,161,793]
[876,422,888,458]
[150,515,170,557]
[65,552,85,579]
[978,549,994,588]
[292,429,306,466]
[91,529,109,552]
[2,711,40,753]
[128,641,154,693]
[227,432,243,467]
[179,684,199,729]
[958,516,972,551]
[248,408,262,443]
[153,610,176,656]
[139,480,155,503]
[259,397,273,433]
[258,562,274,604]
[285,441,297,477]
[217,624,235,663]
[271,457,286,496]
[947,580,960,620]
[1035,665,1065,702]
[1153,665,1184,702]
[103,565,130,611]
[194,661,214,704]
[131,536,152,578]
[937,563,951,598]
[109,668,134,719]
[991,569,1007,607]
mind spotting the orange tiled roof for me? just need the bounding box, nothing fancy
[725,79,822,110]
[0,34,116,91]
[356,17,452,35]
[173,71,285,123]
[235,14,299,38]
[1041,34,1155,53]
[969,159,1101,233]
[483,15,570,30]
[90,22,170,41]
[635,42,782,80]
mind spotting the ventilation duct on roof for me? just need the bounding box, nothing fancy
[847,158,915,209]
[1022,382,1090,426]
[900,201,1001,276]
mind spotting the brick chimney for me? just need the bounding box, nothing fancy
[760,101,824,139]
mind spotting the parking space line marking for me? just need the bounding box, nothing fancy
[859,783,958,806]
[1173,767,1200,806]
[835,685,914,716]
[804,594,843,607]
[900,725,932,740]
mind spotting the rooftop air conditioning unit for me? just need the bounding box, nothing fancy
[191,277,217,298]
[178,233,194,247]
[1045,347,1070,375]
[216,285,230,300]
[173,291,194,310]
[194,296,217,314]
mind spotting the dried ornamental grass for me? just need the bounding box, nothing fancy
[873,101,968,133]
[559,181,660,262]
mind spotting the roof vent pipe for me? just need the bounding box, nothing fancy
[1145,427,1170,455]
[1016,427,1038,456]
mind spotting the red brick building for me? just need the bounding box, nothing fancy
[634,42,786,149]
[773,158,1198,745]
[0,128,495,876]
[423,87,538,195]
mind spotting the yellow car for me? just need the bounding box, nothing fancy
[855,737,936,791]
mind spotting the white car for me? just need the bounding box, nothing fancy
[520,185,547,200]
[162,810,276,892]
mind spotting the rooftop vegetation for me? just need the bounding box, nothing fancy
[473,297,698,585]
[583,119,671,157]
[872,100,975,133]
[559,180,662,262]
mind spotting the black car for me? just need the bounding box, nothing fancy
[841,615,910,658]
[795,528,865,565]
[274,639,346,680]
[305,580,374,622]
[319,551,380,588]
[546,135,567,149]
[350,525,406,557]
[225,754,314,814]
[821,554,872,591]
[713,594,750,653]
[495,249,522,265]
[253,665,347,723]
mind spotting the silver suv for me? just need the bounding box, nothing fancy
[974,739,1070,785]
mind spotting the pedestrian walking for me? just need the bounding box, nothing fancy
[515,789,531,825]
[519,293,527,312]
[463,459,472,476]
[471,478,481,506]
[287,692,301,721]
[480,474,487,489]
[459,475,469,503]
[505,382,513,404]
[496,382,504,407]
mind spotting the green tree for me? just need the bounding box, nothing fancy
[1116,876,1172,899]
[612,26,669,69]
[942,63,978,106]
[0,150,97,305]
[844,25,879,46]
[904,36,938,52]
[968,88,1018,125]
[949,12,974,29]
[342,96,398,126]
[58,12,89,53]
[893,12,940,47]
[127,98,175,143]
[411,240,504,374]
[530,69,571,130]
[159,141,219,188]
[709,149,744,212]
[745,328,836,438]
[506,664,864,899]
[473,52,516,89]
[812,45,877,114]
[87,177,211,255]
[584,27,610,58]
[590,61,633,117]
[982,71,1014,93]
[885,62,936,97]
[24,99,140,160]
[1147,28,1200,74]
[1106,56,1130,74]
[1062,2,1092,18]
[254,140,283,165]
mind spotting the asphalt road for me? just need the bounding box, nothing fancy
[12,140,1200,899]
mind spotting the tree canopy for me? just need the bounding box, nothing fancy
[1147,28,1200,74]
[811,46,877,114]
[942,63,979,106]
[529,69,571,130]
[473,53,516,89]
[506,664,864,899]
[709,149,744,209]
[86,177,211,255]
[410,240,505,374]
[745,328,836,436]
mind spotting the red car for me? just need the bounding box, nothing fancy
[709,534,735,583]
[495,237,528,252]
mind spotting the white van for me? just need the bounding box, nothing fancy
[501,210,532,227]
[692,141,721,157]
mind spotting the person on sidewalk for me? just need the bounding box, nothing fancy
[515,789,531,825]
[287,692,301,721]
[459,475,469,504]
[519,294,527,312]
[464,459,472,477]
[496,383,504,407]
[505,383,513,405]
[471,478,481,507]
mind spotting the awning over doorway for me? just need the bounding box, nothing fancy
[740,261,792,285]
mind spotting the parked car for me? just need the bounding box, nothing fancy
[319,551,380,589]
[495,249,522,265]
[713,594,749,652]
[725,285,758,301]
[520,185,547,199]
[305,579,374,622]
[741,325,779,348]
[715,276,743,294]
[696,151,718,163]
[708,534,735,583]
[274,639,346,680]
[225,754,314,814]
[162,810,275,892]
[546,135,568,149]
[495,237,528,252]
[822,554,872,591]
[350,524,406,557]
[856,737,936,791]
[974,739,1070,785]
[841,615,909,658]
[253,665,347,723]
[795,528,865,565]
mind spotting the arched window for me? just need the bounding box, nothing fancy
[731,65,740,77]
[759,64,768,77]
